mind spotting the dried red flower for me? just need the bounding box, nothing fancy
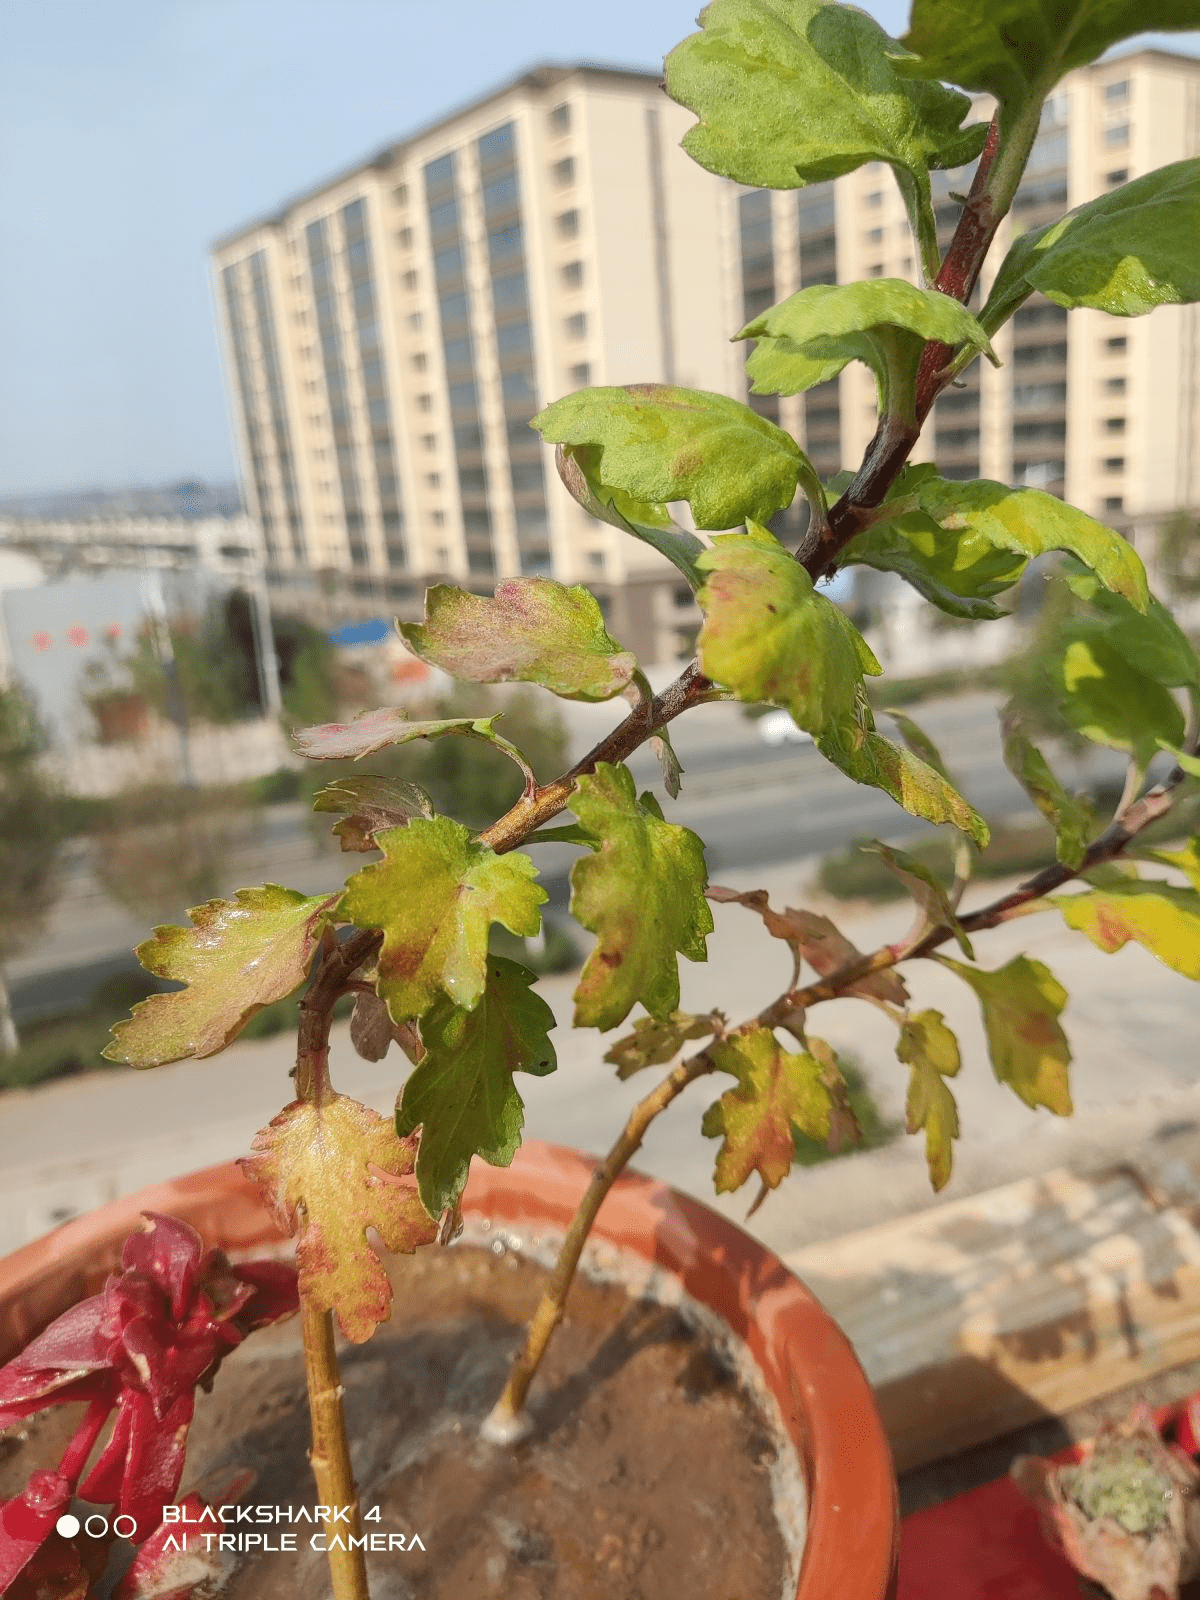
[0,1213,297,1591]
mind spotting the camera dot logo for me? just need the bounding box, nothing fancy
[55,1515,81,1538]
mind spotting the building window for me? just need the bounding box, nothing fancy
[393,183,408,205]
[548,103,571,134]
[1103,456,1126,472]
[397,227,413,248]
[1105,169,1128,187]
[866,226,884,242]
[556,209,580,238]
[1104,79,1130,101]
[866,190,883,207]
[421,433,437,450]
[867,262,884,277]
[1104,124,1130,147]
[417,393,433,412]
[497,320,532,356]
[407,312,422,330]
[1105,335,1128,352]
[402,269,418,289]
[431,510,445,526]
[561,260,584,288]
[425,473,441,489]
[483,172,519,213]
[1104,495,1124,511]
[1104,376,1127,394]
[411,352,427,372]
[1103,416,1126,433]
[552,157,576,186]
[488,223,523,262]
[588,551,605,571]
[569,362,591,385]
[565,311,587,338]
[477,123,515,164]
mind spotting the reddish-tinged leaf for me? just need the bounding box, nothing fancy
[342,815,546,1022]
[702,1027,831,1195]
[867,841,974,957]
[939,954,1073,1115]
[312,776,434,852]
[1053,881,1200,980]
[0,1470,73,1593]
[293,708,500,762]
[603,1011,719,1079]
[104,887,341,1068]
[398,580,637,703]
[242,1094,436,1343]
[897,1009,962,1191]
[706,886,908,1003]
[349,990,423,1063]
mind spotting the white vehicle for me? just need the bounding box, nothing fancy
[757,709,814,747]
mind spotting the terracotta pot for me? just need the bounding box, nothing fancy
[0,1141,898,1600]
[88,692,150,743]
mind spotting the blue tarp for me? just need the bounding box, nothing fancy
[329,618,392,646]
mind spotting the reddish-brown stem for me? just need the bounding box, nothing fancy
[294,928,382,1103]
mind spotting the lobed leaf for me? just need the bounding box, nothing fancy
[984,159,1200,329]
[898,1008,962,1191]
[534,384,806,531]
[666,0,987,271]
[104,886,342,1068]
[901,0,1197,109]
[554,443,706,590]
[868,841,974,957]
[398,579,637,703]
[242,1095,436,1343]
[396,957,557,1216]
[706,884,908,1003]
[342,816,546,1022]
[939,954,1073,1116]
[702,1027,832,1196]
[570,762,713,1030]
[604,1011,719,1079]
[1002,726,1091,869]
[696,523,880,736]
[742,279,995,405]
[1138,838,1200,892]
[1053,882,1200,981]
[313,775,434,853]
[1053,628,1185,767]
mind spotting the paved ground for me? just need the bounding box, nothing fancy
[3,849,1197,1269]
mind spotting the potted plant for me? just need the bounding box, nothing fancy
[5,0,1200,1595]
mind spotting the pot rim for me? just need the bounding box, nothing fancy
[0,1141,897,1600]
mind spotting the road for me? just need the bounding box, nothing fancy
[9,691,1124,1020]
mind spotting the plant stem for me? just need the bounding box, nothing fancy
[482,1051,715,1441]
[300,1297,369,1600]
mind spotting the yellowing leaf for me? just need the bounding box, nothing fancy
[342,816,545,1021]
[534,384,807,531]
[398,579,637,703]
[897,1009,962,1191]
[702,1027,831,1195]
[697,524,880,736]
[1138,839,1200,892]
[1056,630,1185,767]
[242,1094,436,1343]
[312,775,434,853]
[604,1011,719,1079]
[570,763,713,1030]
[104,886,342,1068]
[1053,883,1200,981]
[940,955,1073,1116]
[817,717,989,846]
[395,957,557,1215]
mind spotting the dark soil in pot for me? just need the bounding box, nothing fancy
[3,1232,803,1600]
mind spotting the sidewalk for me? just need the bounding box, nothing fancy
[1,852,1196,1263]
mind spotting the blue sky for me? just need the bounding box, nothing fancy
[0,1,1194,498]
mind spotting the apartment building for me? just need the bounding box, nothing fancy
[212,52,1199,665]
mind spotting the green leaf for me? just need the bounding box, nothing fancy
[342,816,546,1021]
[534,385,807,531]
[1161,744,1200,779]
[555,443,706,591]
[104,886,342,1068]
[242,1097,435,1344]
[702,1026,832,1195]
[1053,882,1200,980]
[1002,727,1091,870]
[397,579,637,704]
[909,477,1149,612]
[901,0,1197,109]
[1065,571,1200,691]
[742,280,995,417]
[886,710,952,783]
[817,718,990,846]
[395,957,557,1215]
[1053,628,1185,766]
[706,885,909,1003]
[604,1011,719,1079]
[570,762,713,1030]
[897,1008,962,1191]
[312,775,434,853]
[983,161,1200,330]
[939,954,1073,1115]
[696,523,881,736]
[867,841,974,957]
[666,0,987,274]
